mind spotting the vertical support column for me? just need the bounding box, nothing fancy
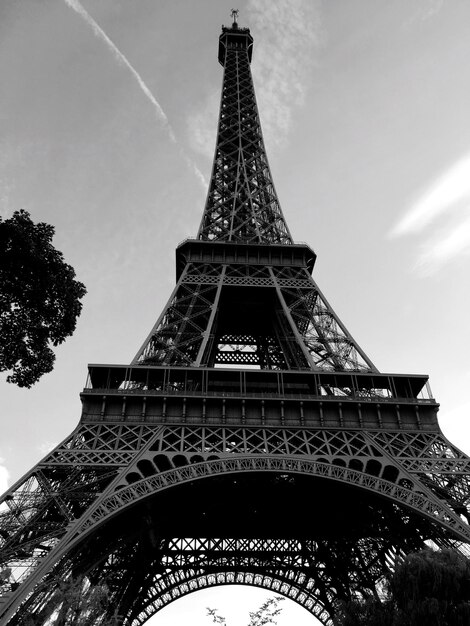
[131,264,192,364]
[269,267,317,369]
[194,266,227,366]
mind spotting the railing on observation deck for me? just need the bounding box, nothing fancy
[83,365,434,405]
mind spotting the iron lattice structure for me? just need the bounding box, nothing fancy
[2,18,470,626]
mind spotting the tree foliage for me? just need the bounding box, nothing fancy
[20,574,115,625]
[334,548,470,626]
[0,210,86,387]
[248,596,285,625]
[207,595,285,625]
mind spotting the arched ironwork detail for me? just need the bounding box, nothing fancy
[133,571,332,626]
[74,456,470,541]
[3,454,469,624]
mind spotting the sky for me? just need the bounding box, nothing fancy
[1,0,470,624]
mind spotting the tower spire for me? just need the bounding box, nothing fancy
[132,22,376,372]
[198,17,292,244]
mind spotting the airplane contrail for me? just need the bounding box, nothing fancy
[63,0,207,189]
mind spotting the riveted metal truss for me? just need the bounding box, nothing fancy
[2,20,470,626]
[198,42,292,244]
[2,409,470,623]
[129,532,446,625]
[134,261,376,371]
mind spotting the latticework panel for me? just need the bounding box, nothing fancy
[0,424,162,595]
[3,17,470,626]
[0,466,116,589]
[276,269,376,372]
[135,571,331,626]
[368,431,470,521]
[96,424,470,542]
[198,44,292,244]
[136,275,219,366]
[3,417,470,624]
[132,537,340,625]
[135,259,377,371]
[2,476,459,626]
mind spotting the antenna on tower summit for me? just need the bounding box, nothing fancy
[231,8,239,26]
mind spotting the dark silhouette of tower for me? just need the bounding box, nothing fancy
[1,15,470,626]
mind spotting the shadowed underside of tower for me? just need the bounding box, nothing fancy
[1,16,470,626]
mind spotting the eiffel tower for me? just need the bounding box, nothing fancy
[1,13,470,626]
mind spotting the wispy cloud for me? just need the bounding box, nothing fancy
[247,0,325,150]
[187,90,220,160]
[404,0,445,27]
[391,153,470,275]
[414,215,470,276]
[63,0,207,189]
[392,155,470,235]
[38,441,57,457]
[63,0,173,137]
[187,0,325,159]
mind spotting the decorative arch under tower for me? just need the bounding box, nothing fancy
[1,16,470,626]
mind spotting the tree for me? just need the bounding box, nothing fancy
[207,595,285,625]
[333,597,394,626]
[19,574,117,625]
[0,210,86,387]
[334,548,470,626]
